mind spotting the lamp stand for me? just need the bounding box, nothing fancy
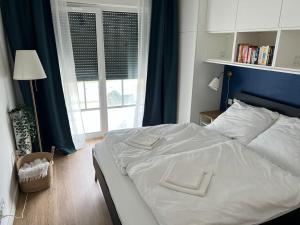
[225,71,233,109]
[29,80,43,152]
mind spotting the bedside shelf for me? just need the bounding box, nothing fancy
[199,110,222,126]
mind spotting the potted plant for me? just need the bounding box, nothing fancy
[9,105,37,156]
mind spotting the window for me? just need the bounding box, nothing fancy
[68,8,139,133]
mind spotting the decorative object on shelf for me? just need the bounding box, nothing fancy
[13,50,47,152]
[16,146,55,193]
[209,71,233,108]
[9,106,37,156]
[199,110,222,126]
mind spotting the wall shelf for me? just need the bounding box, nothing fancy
[275,30,300,70]
[204,0,300,76]
[203,30,300,75]
[202,32,235,62]
[205,59,300,75]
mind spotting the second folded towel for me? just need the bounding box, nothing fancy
[126,133,161,149]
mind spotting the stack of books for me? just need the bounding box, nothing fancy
[236,44,275,66]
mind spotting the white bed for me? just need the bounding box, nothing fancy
[92,93,300,225]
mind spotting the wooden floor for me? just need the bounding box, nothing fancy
[13,139,113,225]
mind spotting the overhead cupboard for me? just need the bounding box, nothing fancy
[204,0,300,75]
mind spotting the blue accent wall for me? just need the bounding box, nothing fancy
[220,66,300,111]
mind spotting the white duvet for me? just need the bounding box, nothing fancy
[104,123,229,175]
[127,141,300,225]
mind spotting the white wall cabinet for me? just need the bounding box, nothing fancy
[206,0,238,32]
[236,0,282,31]
[280,0,300,28]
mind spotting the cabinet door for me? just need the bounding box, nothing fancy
[280,0,300,28]
[236,0,282,30]
[206,0,238,32]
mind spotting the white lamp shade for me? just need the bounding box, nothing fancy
[208,77,220,91]
[13,50,47,80]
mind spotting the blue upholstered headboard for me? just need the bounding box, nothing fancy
[234,92,300,118]
[221,66,300,112]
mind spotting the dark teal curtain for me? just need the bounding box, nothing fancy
[1,0,75,154]
[143,0,179,126]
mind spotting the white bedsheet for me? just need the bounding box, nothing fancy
[93,141,158,225]
[127,141,300,225]
[105,123,229,175]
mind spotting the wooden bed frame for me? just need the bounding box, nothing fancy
[93,156,122,225]
[93,92,300,225]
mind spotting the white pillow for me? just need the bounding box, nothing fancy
[248,115,300,176]
[207,100,279,144]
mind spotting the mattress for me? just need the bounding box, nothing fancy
[93,141,158,225]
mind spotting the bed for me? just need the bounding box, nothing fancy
[93,92,300,225]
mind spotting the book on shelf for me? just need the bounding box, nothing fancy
[236,44,274,66]
[259,46,269,65]
[242,45,249,63]
[247,47,252,64]
[267,46,275,66]
[237,44,243,63]
[251,47,259,64]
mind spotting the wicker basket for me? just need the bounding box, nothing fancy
[16,148,54,193]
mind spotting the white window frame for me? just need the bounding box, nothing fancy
[68,4,139,137]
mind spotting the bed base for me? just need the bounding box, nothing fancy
[93,154,122,225]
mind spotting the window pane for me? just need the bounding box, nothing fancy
[123,79,137,105]
[82,110,100,133]
[77,81,86,109]
[108,106,135,130]
[84,81,99,108]
[106,80,122,107]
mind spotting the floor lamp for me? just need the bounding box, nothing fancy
[13,50,47,152]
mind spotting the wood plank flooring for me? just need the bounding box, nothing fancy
[13,139,113,225]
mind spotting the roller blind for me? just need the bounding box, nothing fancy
[68,12,98,81]
[102,11,138,80]
[68,11,138,81]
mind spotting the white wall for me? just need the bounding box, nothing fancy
[190,0,224,123]
[177,0,199,123]
[0,12,18,225]
[177,0,224,123]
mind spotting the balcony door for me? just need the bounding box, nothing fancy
[68,6,139,136]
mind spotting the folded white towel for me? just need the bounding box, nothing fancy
[126,133,161,149]
[164,161,204,190]
[18,158,50,183]
[160,162,214,197]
